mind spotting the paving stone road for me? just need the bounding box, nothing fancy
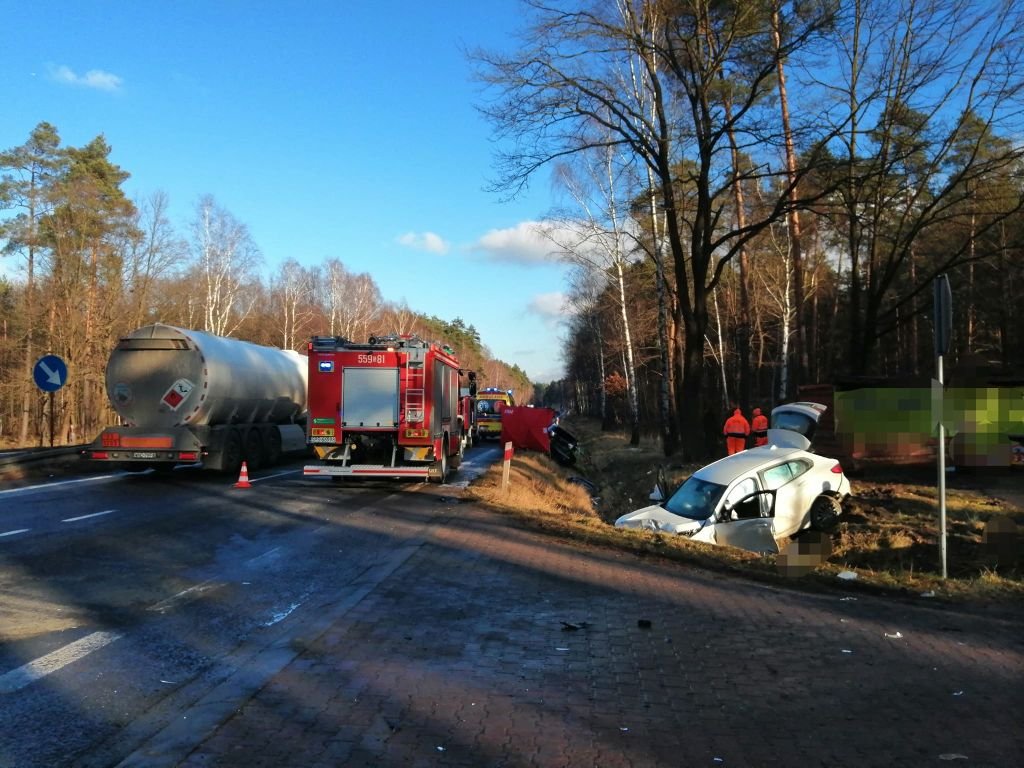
[118,489,1023,768]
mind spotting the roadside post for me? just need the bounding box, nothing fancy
[502,441,513,492]
[33,354,68,448]
[933,275,952,579]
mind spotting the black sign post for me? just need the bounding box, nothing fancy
[933,275,952,579]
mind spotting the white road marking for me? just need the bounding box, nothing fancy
[246,547,281,566]
[264,601,302,626]
[0,473,129,496]
[147,579,224,613]
[0,630,122,693]
[62,509,116,523]
[248,469,301,483]
[0,528,30,538]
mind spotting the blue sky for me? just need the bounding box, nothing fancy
[0,1,572,383]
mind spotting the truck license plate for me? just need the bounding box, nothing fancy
[132,452,157,459]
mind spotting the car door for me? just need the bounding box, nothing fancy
[761,458,816,538]
[698,476,779,554]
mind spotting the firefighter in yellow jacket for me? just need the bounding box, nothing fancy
[723,406,750,455]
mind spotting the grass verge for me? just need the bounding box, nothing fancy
[466,418,1024,611]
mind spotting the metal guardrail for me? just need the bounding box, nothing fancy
[0,445,89,468]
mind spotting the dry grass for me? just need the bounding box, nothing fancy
[466,418,1024,608]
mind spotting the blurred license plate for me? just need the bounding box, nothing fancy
[132,452,157,459]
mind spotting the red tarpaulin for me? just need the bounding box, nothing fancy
[500,407,557,452]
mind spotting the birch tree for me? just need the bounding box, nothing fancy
[476,0,838,459]
[189,195,262,336]
[272,258,318,349]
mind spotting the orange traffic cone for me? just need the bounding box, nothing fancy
[234,461,252,488]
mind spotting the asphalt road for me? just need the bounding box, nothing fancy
[1,445,1021,767]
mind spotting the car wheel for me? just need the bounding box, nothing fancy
[809,495,842,531]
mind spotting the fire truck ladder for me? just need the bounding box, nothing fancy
[405,348,426,425]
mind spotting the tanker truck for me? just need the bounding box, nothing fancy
[87,324,308,473]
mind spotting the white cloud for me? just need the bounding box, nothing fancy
[48,64,123,91]
[396,231,450,255]
[528,291,570,324]
[472,219,642,267]
[472,221,563,265]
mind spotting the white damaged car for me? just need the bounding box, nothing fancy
[615,406,850,554]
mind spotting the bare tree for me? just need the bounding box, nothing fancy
[545,139,643,443]
[271,258,318,349]
[476,0,838,459]
[189,195,262,336]
[323,258,382,342]
[123,190,186,328]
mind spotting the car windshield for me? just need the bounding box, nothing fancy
[664,476,728,521]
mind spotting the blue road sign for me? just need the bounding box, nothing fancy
[33,354,68,392]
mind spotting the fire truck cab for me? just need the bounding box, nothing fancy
[475,387,516,440]
[303,334,466,482]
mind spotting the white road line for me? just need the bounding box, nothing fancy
[0,630,122,694]
[0,473,127,496]
[0,528,30,538]
[147,579,224,613]
[249,469,301,483]
[62,509,116,523]
[264,601,302,626]
[246,547,281,566]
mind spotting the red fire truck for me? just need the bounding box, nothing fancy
[303,334,468,482]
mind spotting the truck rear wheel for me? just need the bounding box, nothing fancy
[223,429,244,476]
[262,427,282,466]
[244,428,264,471]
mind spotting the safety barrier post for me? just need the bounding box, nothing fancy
[502,441,513,492]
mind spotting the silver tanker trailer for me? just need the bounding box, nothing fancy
[87,324,308,473]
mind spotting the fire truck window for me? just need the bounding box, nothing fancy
[478,401,492,414]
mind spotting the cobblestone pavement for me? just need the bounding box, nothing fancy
[124,491,1023,768]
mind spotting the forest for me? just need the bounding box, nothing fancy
[0,123,531,448]
[487,0,1024,458]
[5,1,1024,462]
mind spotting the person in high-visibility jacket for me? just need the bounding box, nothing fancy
[751,407,769,447]
[723,406,750,455]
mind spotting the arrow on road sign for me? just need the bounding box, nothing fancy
[38,359,62,386]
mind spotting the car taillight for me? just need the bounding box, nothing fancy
[830,463,844,474]
[91,451,109,460]
[101,432,120,448]
[179,452,199,461]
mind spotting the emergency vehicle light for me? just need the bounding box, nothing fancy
[311,427,336,438]
[405,428,429,439]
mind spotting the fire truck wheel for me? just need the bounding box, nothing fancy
[430,447,448,484]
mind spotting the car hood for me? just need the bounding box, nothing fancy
[614,504,705,535]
